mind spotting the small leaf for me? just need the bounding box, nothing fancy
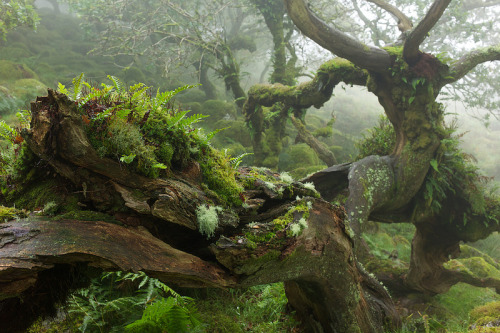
[120,154,136,164]
[430,159,439,172]
[153,163,168,169]
[408,96,415,105]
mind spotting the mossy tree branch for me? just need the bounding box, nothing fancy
[442,44,500,86]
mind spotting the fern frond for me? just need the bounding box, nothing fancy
[16,109,31,128]
[107,75,124,95]
[0,121,17,142]
[179,113,208,129]
[71,73,85,100]
[199,127,228,145]
[230,152,253,169]
[166,110,190,129]
[57,82,68,95]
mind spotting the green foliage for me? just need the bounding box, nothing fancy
[416,122,499,228]
[60,75,242,198]
[125,297,201,333]
[195,283,299,332]
[0,0,39,40]
[68,271,198,333]
[355,115,396,159]
[0,205,28,222]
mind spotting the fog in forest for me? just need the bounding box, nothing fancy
[1,0,500,332]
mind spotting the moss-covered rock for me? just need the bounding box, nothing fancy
[0,60,38,81]
[0,205,28,222]
[458,257,500,280]
[459,244,500,269]
[468,301,500,332]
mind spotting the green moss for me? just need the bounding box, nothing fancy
[0,60,38,81]
[0,205,28,222]
[199,148,243,207]
[432,283,500,325]
[459,244,500,269]
[457,257,500,280]
[469,301,500,322]
[55,210,119,223]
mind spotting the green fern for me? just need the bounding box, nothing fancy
[0,120,17,143]
[107,75,124,95]
[71,73,86,100]
[125,297,201,333]
[68,271,198,332]
[229,152,253,169]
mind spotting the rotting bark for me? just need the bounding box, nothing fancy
[0,89,400,333]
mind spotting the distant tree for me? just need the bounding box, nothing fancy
[245,0,500,296]
[61,0,263,105]
[0,0,38,40]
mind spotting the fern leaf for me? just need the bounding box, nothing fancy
[107,75,124,94]
[0,121,17,142]
[179,113,208,129]
[71,73,85,100]
[167,110,190,129]
[57,82,68,95]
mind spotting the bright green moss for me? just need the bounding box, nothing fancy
[469,301,500,322]
[199,147,243,207]
[0,205,28,222]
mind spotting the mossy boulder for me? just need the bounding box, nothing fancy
[182,102,203,114]
[468,301,500,332]
[0,206,28,223]
[121,67,146,85]
[460,244,500,269]
[0,78,47,115]
[458,257,500,280]
[0,60,38,81]
[176,88,208,103]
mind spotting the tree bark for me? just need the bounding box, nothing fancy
[283,0,391,72]
[0,89,399,333]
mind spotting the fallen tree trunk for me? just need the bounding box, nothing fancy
[0,89,400,332]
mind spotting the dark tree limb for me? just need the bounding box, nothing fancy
[406,215,500,294]
[442,44,500,86]
[283,0,391,72]
[403,0,451,65]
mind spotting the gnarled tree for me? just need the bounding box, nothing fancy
[244,0,500,295]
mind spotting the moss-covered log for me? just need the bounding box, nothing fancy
[0,89,399,333]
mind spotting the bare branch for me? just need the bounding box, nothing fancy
[364,0,413,32]
[283,0,391,72]
[403,0,451,65]
[443,44,500,85]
